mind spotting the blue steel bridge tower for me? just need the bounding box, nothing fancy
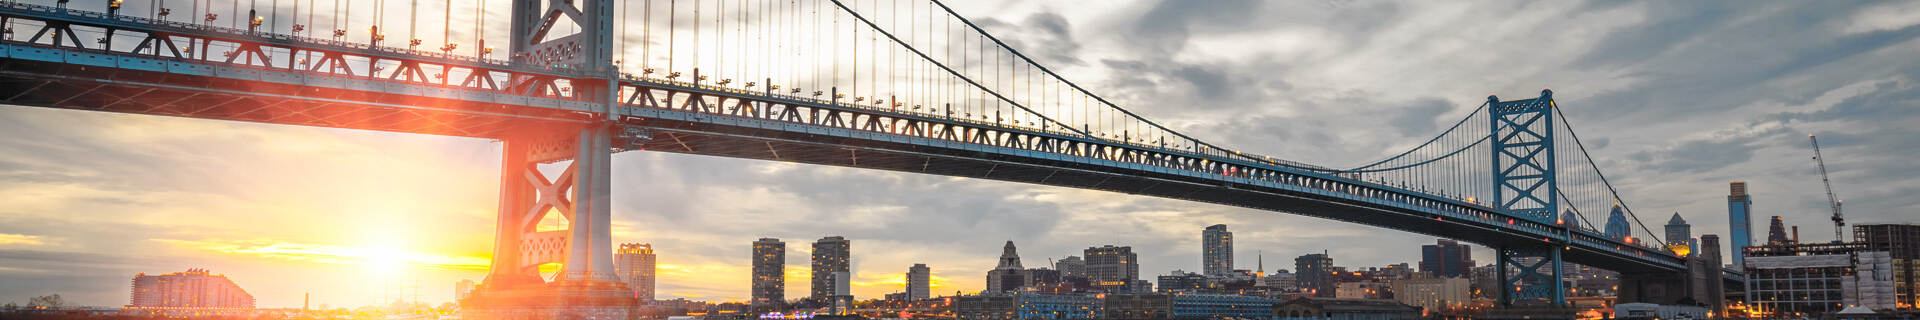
[1489,89,1566,306]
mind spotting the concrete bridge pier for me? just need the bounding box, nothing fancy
[1617,235,1725,314]
[461,125,637,320]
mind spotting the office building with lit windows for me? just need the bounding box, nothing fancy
[752,238,786,309]
[811,236,851,300]
[1202,225,1233,277]
[1085,245,1140,293]
[615,243,657,301]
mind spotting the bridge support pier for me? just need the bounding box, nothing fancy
[1618,246,1725,311]
[461,125,636,320]
[1497,246,1566,307]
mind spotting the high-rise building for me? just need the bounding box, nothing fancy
[1766,216,1790,245]
[615,243,658,301]
[1295,252,1334,297]
[811,236,851,300]
[1559,208,1581,229]
[1085,245,1139,292]
[1855,223,1920,310]
[1057,256,1085,278]
[130,269,255,308]
[987,241,1030,293]
[1729,181,1754,267]
[1419,239,1473,278]
[752,238,786,309]
[1202,224,1233,276]
[1604,202,1631,240]
[1664,213,1695,256]
[906,264,930,301]
[455,279,475,301]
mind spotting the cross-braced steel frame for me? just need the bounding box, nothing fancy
[1488,89,1567,306]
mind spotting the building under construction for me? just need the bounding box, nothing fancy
[1856,223,1920,310]
[1741,223,1917,317]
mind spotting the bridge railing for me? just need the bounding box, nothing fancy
[617,77,1677,267]
[0,1,598,75]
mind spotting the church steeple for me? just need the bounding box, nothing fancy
[996,241,1024,269]
[1256,251,1265,277]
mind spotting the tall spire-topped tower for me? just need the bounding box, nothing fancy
[1256,251,1265,277]
[997,241,1024,269]
[986,241,1030,293]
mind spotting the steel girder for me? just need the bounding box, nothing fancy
[0,0,1705,282]
[1490,89,1558,224]
[1497,245,1566,306]
[1489,89,1567,306]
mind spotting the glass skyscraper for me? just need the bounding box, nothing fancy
[1728,182,1753,267]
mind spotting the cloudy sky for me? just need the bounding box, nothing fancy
[4,0,1920,309]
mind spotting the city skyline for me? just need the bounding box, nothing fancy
[4,0,1920,309]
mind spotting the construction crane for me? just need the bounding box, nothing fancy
[1809,134,1844,243]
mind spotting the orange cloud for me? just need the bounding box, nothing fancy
[155,238,490,270]
[0,233,42,245]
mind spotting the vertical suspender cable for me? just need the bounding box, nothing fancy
[693,0,700,79]
[408,0,416,50]
[643,0,651,70]
[669,0,675,74]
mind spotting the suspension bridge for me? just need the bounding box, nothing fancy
[0,0,1732,316]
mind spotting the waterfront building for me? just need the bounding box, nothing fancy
[1272,297,1421,320]
[1102,293,1277,320]
[955,293,1101,320]
[129,269,255,309]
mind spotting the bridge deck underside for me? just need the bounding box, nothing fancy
[626,116,1680,274]
[0,58,585,137]
[0,35,1694,277]
[0,58,1689,275]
